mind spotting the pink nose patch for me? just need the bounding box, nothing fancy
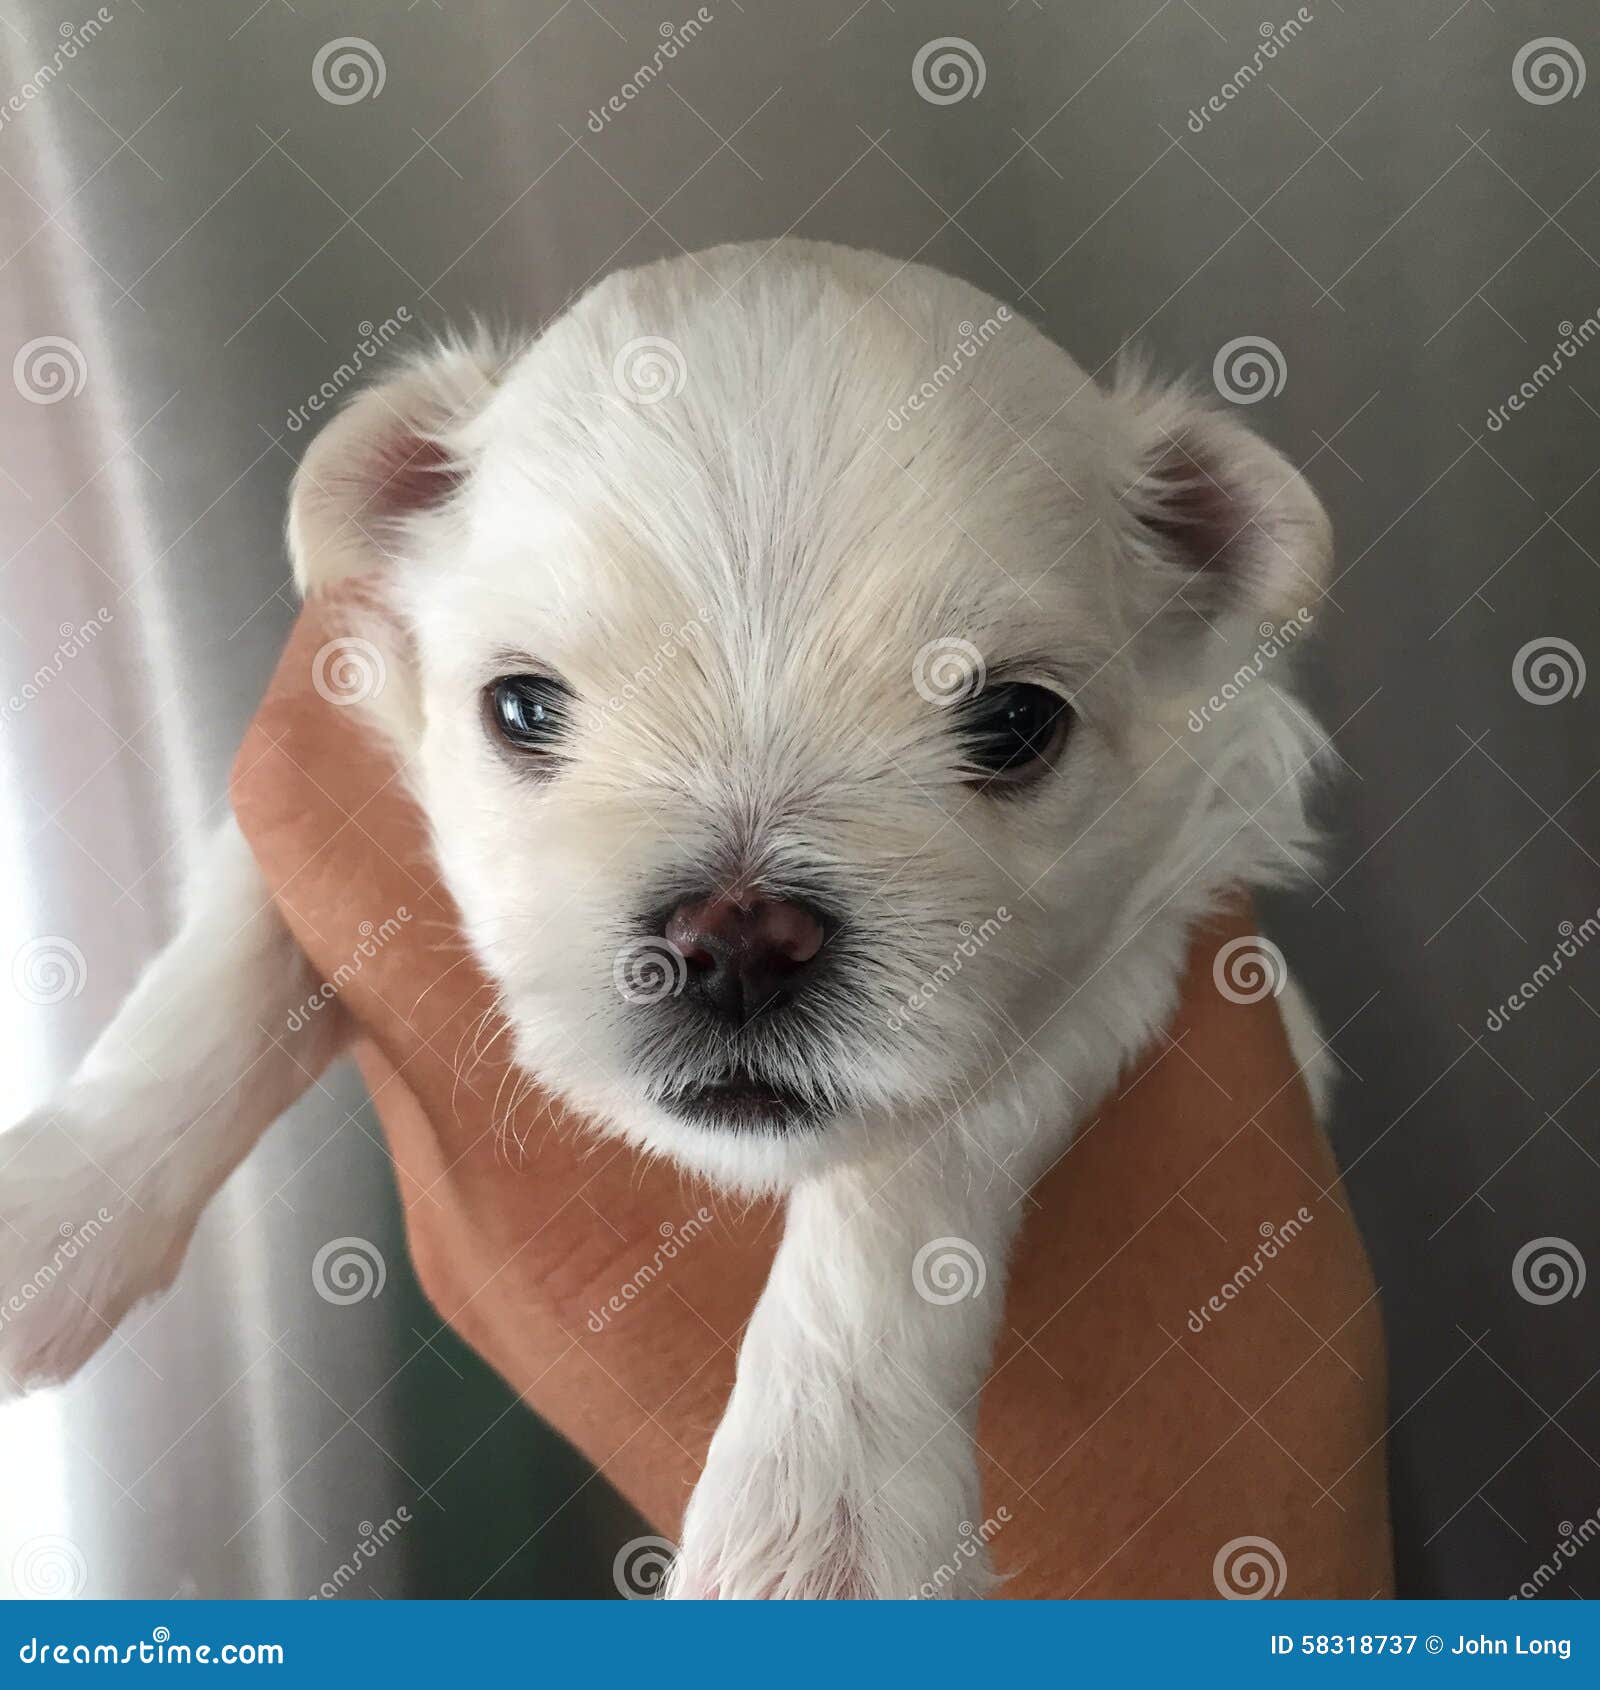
[663,891,828,1022]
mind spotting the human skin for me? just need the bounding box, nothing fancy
[230,593,1393,1599]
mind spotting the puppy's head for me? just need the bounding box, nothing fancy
[289,241,1330,1189]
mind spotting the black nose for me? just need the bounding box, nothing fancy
[663,889,830,1024]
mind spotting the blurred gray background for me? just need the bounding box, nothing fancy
[1,0,1596,1600]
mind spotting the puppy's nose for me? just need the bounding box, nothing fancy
[664,890,828,1023]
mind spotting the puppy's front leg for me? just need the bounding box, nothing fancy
[670,1160,1016,1599]
[0,815,347,1392]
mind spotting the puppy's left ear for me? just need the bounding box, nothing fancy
[283,336,509,760]
[1114,371,1332,627]
[287,336,506,596]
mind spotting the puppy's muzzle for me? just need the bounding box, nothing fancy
[664,889,831,1024]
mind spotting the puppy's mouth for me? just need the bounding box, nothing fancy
[660,1071,820,1131]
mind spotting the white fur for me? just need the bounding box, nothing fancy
[0,241,1335,1597]
[0,818,344,1390]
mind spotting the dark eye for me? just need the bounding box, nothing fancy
[956,683,1072,782]
[485,675,573,754]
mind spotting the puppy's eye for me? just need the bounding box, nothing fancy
[486,675,573,753]
[957,684,1072,782]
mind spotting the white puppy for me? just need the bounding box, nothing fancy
[0,241,1334,1599]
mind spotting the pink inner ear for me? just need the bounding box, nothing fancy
[365,433,464,523]
[1140,437,1248,574]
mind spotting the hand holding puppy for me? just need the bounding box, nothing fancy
[2,244,1393,1598]
[228,590,1391,1599]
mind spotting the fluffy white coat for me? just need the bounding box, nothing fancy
[0,241,1335,1600]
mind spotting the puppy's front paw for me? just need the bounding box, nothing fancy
[0,1107,194,1394]
[667,1383,993,1599]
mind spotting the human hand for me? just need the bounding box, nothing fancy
[231,590,1392,1597]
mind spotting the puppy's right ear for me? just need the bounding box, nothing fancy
[287,337,505,596]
